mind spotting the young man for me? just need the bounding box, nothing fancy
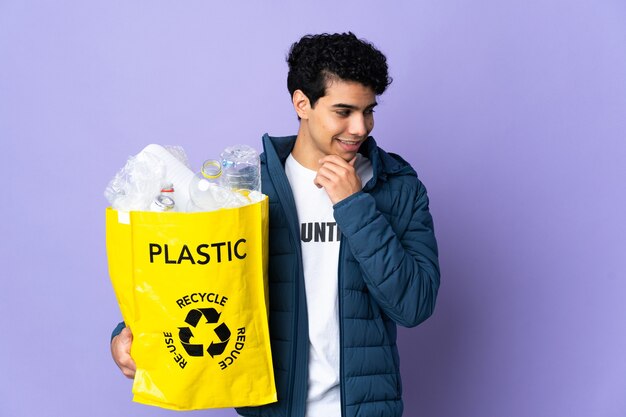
[111,32,440,417]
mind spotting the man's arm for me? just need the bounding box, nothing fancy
[334,179,440,327]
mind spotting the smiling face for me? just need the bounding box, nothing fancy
[291,79,377,170]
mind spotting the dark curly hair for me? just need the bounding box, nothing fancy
[287,32,392,107]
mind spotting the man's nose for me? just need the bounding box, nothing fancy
[348,114,368,137]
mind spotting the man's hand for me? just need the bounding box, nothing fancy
[111,326,136,379]
[314,155,362,204]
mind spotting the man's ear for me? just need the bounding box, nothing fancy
[292,90,310,120]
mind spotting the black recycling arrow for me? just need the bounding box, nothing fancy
[207,340,229,357]
[178,326,194,343]
[184,309,203,327]
[182,341,204,357]
[207,323,231,357]
[179,326,204,356]
[199,308,220,323]
[184,308,220,327]
[214,322,231,341]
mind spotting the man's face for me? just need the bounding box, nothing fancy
[293,79,377,169]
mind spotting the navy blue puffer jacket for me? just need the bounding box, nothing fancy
[236,134,440,417]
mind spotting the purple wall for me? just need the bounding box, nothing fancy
[1,1,625,416]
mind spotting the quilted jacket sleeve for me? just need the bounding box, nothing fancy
[333,179,440,327]
[111,321,126,341]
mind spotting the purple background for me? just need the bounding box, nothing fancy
[1,1,625,416]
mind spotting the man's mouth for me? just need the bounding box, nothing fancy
[337,138,362,146]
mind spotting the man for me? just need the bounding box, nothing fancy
[111,32,440,417]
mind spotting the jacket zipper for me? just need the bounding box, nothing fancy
[291,205,310,417]
[266,146,307,417]
[338,240,346,417]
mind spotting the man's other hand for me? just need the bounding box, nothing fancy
[314,155,362,204]
[111,326,136,379]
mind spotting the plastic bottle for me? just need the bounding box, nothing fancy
[220,145,261,193]
[160,183,176,210]
[188,160,234,211]
[142,144,195,211]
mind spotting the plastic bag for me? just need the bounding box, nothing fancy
[105,197,276,410]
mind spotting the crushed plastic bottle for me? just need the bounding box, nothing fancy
[220,145,261,193]
[104,150,166,211]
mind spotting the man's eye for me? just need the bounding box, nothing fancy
[336,111,350,117]
[365,109,376,116]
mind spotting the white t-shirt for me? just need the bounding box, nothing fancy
[285,153,373,417]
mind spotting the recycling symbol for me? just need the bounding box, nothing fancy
[178,308,231,357]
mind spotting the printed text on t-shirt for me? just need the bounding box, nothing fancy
[300,222,342,243]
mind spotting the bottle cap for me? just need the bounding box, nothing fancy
[153,194,175,211]
[201,160,222,179]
